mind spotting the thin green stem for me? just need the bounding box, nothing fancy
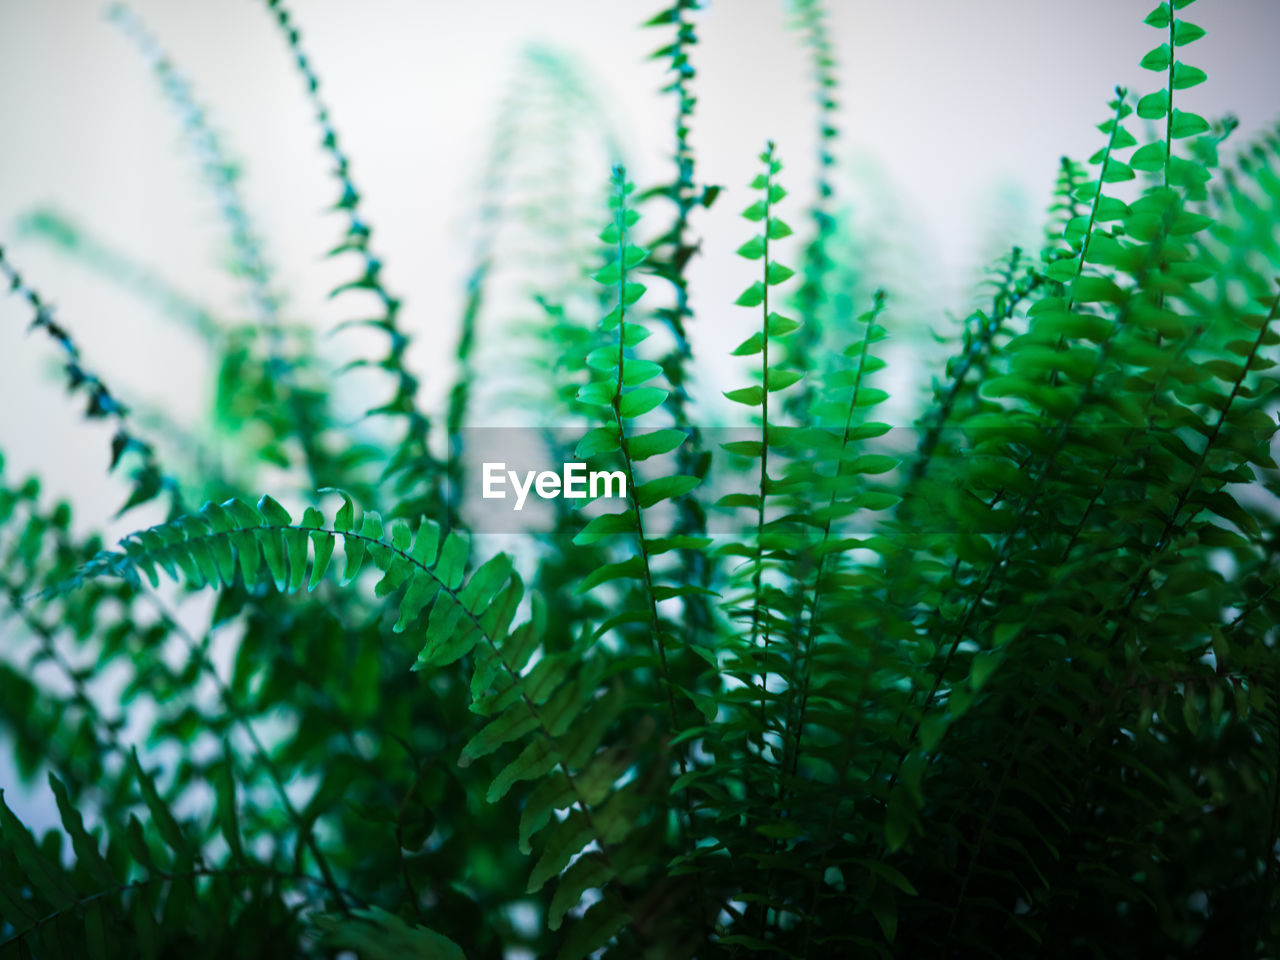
[754,154,773,740]
[140,592,351,914]
[1165,16,1175,185]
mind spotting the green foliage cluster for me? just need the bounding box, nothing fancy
[3,0,1280,957]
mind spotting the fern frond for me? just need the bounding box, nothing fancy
[69,489,694,956]
[569,179,717,938]
[781,289,891,781]
[0,780,329,955]
[573,168,706,725]
[718,142,802,745]
[256,0,444,524]
[109,3,344,492]
[7,1,1280,955]
[640,0,707,353]
[640,0,717,642]
[1041,156,1090,266]
[0,248,183,518]
[1132,0,1211,193]
[906,244,1039,494]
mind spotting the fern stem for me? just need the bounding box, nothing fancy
[784,290,886,784]
[1165,14,1175,185]
[771,293,886,954]
[608,171,684,749]
[607,159,713,941]
[1042,90,1128,393]
[604,178,704,919]
[140,592,351,914]
[1066,91,1129,316]
[753,146,775,742]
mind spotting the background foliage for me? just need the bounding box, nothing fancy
[3,0,1280,957]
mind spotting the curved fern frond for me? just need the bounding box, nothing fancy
[109,3,342,492]
[256,0,443,524]
[640,0,708,358]
[880,7,1227,819]
[77,494,495,670]
[0,248,183,518]
[68,488,692,957]
[640,0,717,640]
[1042,89,1135,311]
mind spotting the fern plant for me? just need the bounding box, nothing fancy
[3,0,1280,957]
